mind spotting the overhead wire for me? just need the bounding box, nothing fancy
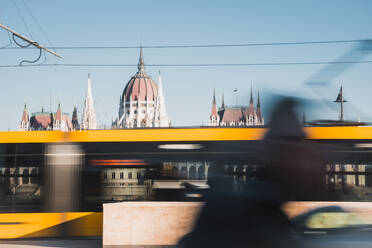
[11,0,33,39]
[20,0,55,51]
[0,39,369,50]
[1,60,372,68]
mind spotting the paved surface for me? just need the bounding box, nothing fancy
[0,238,101,248]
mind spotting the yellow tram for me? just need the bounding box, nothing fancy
[1,126,372,239]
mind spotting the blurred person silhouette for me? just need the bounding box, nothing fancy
[178,98,324,248]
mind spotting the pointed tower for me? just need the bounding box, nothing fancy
[256,91,264,125]
[72,106,80,130]
[221,92,225,109]
[154,71,170,127]
[249,85,254,110]
[19,103,29,131]
[53,102,66,131]
[209,88,219,126]
[82,73,97,129]
[138,47,145,74]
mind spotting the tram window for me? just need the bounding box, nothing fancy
[0,143,43,213]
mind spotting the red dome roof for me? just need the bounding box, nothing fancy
[122,48,158,102]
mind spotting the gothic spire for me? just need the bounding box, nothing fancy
[211,88,217,116]
[248,85,255,115]
[138,47,145,72]
[72,105,80,130]
[249,84,254,104]
[82,73,97,129]
[154,70,170,127]
[221,92,225,108]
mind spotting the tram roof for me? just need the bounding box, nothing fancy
[0,126,372,143]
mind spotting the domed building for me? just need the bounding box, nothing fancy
[114,48,170,128]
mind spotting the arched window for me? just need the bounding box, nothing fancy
[189,166,196,179]
[30,169,38,184]
[23,169,29,184]
[197,165,205,180]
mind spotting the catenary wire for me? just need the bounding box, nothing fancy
[0,39,369,50]
[21,0,55,50]
[0,60,372,68]
[11,0,33,39]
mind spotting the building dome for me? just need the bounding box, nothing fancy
[122,48,158,102]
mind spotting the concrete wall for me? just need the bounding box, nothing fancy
[103,202,203,247]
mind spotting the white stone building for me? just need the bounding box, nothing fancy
[81,74,97,130]
[114,48,170,128]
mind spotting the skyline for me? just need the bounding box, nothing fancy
[1,1,372,130]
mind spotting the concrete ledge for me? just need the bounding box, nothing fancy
[103,201,372,246]
[103,202,203,247]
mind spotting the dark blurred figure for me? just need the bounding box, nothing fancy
[178,98,324,248]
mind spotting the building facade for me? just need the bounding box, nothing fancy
[113,48,170,128]
[209,87,264,127]
[19,103,75,131]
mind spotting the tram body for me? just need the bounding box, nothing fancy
[1,126,372,239]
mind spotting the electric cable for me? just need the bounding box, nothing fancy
[21,0,55,50]
[0,39,369,50]
[0,60,372,68]
[11,0,33,39]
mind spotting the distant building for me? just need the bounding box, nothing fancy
[19,103,74,131]
[81,74,97,130]
[209,87,264,127]
[71,106,80,130]
[113,48,170,128]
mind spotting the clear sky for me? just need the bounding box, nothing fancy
[0,0,372,130]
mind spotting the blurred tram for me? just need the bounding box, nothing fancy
[1,126,372,238]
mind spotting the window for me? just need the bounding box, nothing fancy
[120,172,124,179]
[103,172,107,179]
[128,172,132,179]
[22,169,29,184]
[112,172,115,179]
[30,168,38,184]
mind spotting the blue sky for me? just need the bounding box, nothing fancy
[0,0,372,130]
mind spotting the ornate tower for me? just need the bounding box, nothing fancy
[81,73,97,130]
[72,106,80,130]
[209,88,219,126]
[246,86,256,125]
[19,103,29,131]
[154,71,171,127]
